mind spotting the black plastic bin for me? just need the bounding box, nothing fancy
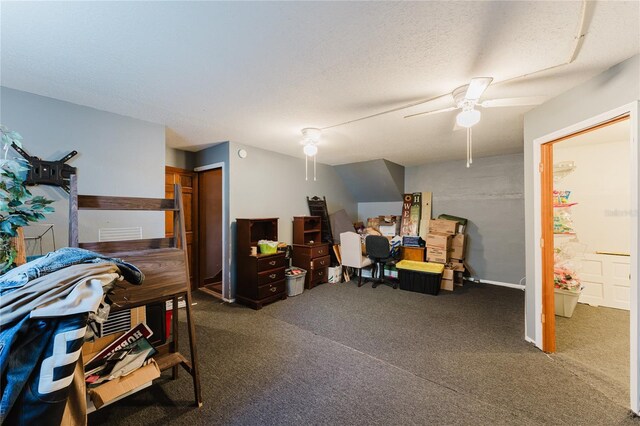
[398,269,442,295]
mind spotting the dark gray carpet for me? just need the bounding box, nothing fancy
[89,282,639,425]
[556,303,630,407]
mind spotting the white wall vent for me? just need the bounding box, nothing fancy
[98,227,143,242]
[97,309,132,337]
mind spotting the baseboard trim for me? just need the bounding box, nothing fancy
[468,277,525,290]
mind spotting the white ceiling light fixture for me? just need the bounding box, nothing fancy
[455,106,481,128]
[301,127,320,181]
[303,143,318,157]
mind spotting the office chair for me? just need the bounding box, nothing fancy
[365,235,398,289]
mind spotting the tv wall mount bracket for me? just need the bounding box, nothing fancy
[11,142,77,193]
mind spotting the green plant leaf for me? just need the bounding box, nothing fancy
[0,220,16,235]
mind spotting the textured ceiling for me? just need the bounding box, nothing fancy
[1,1,638,166]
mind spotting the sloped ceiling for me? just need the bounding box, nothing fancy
[335,160,404,202]
[1,1,638,166]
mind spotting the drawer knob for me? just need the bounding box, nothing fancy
[318,271,323,276]
[269,274,277,279]
[318,250,324,254]
[270,286,277,293]
[269,261,276,266]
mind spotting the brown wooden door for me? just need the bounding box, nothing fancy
[165,166,198,289]
[198,168,223,295]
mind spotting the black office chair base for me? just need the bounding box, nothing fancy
[368,262,398,289]
[371,280,398,289]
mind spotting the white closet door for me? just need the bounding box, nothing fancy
[579,253,630,310]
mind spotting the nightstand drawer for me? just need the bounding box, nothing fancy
[310,245,329,258]
[311,255,330,270]
[257,268,285,286]
[257,280,285,299]
[257,255,286,272]
[311,267,327,284]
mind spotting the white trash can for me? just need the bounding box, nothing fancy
[285,267,306,296]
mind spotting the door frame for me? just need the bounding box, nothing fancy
[532,101,639,412]
[165,165,198,290]
[194,162,229,301]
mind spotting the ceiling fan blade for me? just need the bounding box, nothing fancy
[404,106,458,119]
[464,77,493,101]
[479,96,547,108]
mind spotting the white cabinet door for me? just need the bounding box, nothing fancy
[579,253,630,310]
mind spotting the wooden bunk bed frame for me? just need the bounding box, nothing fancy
[68,175,202,407]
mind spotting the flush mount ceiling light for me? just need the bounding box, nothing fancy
[301,128,320,181]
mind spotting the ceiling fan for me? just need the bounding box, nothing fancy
[404,77,546,167]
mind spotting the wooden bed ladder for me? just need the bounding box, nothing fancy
[68,175,202,407]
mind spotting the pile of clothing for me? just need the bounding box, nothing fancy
[0,247,143,425]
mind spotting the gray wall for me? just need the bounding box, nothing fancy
[166,146,195,170]
[335,159,404,202]
[228,141,357,297]
[358,201,403,222]
[0,87,165,253]
[405,153,525,284]
[523,54,640,344]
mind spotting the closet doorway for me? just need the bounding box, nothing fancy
[537,111,638,410]
[198,167,223,297]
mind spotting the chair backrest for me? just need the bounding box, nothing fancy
[366,235,390,260]
[340,231,364,268]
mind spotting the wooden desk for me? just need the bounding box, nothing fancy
[401,246,425,262]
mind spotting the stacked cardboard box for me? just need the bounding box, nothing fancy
[425,230,452,263]
[425,218,468,291]
[426,219,456,263]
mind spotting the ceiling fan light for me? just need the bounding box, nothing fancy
[301,127,321,144]
[456,109,481,128]
[303,143,318,157]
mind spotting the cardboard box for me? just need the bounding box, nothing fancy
[367,217,380,231]
[379,222,399,237]
[88,359,161,409]
[450,234,466,260]
[425,233,452,250]
[379,215,401,237]
[428,219,457,235]
[454,270,465,286]
[427,247,449,264]
[442,267,454,281]
[440,277,454,291]
[440,266,455,291]
[449,260,465,272]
